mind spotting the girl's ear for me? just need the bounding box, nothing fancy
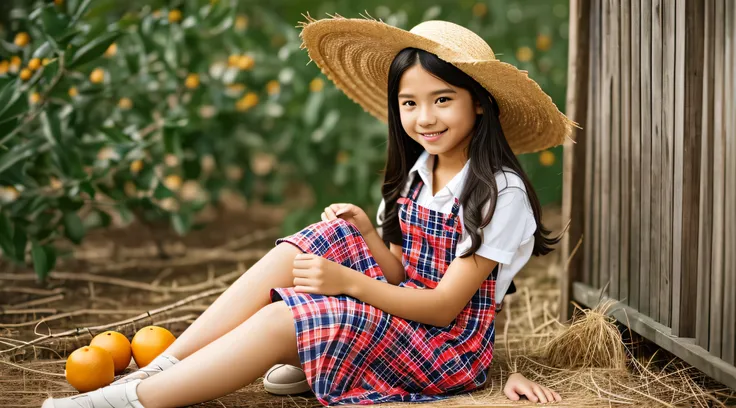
[475,102,483,115]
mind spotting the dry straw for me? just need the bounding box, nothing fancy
[543,299,628,371]
[297,12,579,155]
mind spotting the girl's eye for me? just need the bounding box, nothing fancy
[401,97,450,107]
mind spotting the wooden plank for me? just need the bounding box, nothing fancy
[590,0,603,287]
[676,0,704,339]
[573,281,736,392]
[619,0,631,306]
[659,0,675,327]
[584,0,599,288]
[609,0,621,300]
[671,0,688,337]
[722,0,736,365]
[561,0,591,320]
[629,0,642,311]
[639,0,652,316]
[696,0,715,351]
[708,0,726,358]
[600,0,611,295]
[650,0,662,320]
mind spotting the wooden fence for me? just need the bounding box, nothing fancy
[561,0,736,390]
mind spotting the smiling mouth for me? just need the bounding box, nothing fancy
[420,129,447,138]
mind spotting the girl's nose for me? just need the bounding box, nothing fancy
[417,106,436,126]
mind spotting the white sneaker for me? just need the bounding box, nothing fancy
[263,364,310,395]
[42,378,144,408]
[111,353,180,385]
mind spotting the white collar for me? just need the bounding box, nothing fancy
[408,150,471,198]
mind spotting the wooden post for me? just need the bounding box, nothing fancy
[561,0,591,320]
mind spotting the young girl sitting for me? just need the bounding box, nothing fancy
[43,16,572,408]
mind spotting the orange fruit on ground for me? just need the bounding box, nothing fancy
[131,326,176,368]
[90,331,132,374]
[65,346,115,392]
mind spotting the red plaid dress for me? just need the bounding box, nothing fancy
[270,176,497,406]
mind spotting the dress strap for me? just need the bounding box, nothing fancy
[409,175,424,200]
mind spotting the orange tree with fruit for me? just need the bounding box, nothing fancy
[0,0,569,281]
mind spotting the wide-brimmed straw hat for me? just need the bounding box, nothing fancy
[298,13,577,155]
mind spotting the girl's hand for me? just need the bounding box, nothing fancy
[504,373,561,404]
[292,253,352,296]
[321,203,377,238]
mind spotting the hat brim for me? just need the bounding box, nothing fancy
[299,16,575,154]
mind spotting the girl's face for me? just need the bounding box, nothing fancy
[397,64,482,159]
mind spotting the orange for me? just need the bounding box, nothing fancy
[90,331,132,374]
[539,150,556,167]
[89,68,105,84]
[168,9,182,23]
[14,32,30,48]
[19,68,32,81]
[65,346,115,392]
[184,73,199,89]
[28,58,41,71]
[131,326,176,368]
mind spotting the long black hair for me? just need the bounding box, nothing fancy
[378,48,561,258]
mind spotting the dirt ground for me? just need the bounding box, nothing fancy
[1,201,734,407]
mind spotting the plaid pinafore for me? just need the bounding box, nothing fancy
[270,174,498,406]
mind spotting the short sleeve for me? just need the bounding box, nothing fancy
[456,188,536,264]
[376,198,386,225]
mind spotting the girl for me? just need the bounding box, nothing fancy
[43,17,573,408]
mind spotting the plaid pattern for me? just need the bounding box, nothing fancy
[271,176,497,406]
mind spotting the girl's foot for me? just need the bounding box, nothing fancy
[42,378,144,408]
[111,353,180,385]
[263,364,310,395]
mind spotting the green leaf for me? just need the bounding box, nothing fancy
[68,31,122,68]
[41,59,60,84]
[171,213,191,236]
[0,79,17,112]
[83,209,111,229]
[62,212,85,244]
[41,5,70,37]
[163,125,182,156]
[41,111,62,145]
[153,182,175,199]
[31,241,56,281]
[0,212,14,259]
[12,224,27,264]
[0,89,28,124]
[0,139,46,175]
[79,181,95,198]
[32,42,54,59]
[71,0,93,23]
[302,91,324,127]
[99,127,130,143]
[58,197,84,212]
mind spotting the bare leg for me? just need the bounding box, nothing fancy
[137,301,301,408]
[164,242,301,360]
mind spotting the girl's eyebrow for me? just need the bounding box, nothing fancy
[398,88,457,98]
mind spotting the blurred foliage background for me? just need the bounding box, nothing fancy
[0,0,569,280]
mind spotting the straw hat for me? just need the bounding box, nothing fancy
[298,13,577,154]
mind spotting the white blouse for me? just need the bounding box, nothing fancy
[376,150,537,303]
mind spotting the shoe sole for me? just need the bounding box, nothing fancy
[263,374,311,395]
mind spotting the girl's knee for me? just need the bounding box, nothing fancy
[262,301,295,334]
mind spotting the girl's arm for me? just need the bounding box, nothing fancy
[344,252,498,327]
[362,230,405,286]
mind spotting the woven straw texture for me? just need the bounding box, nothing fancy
[298,13,577,155]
